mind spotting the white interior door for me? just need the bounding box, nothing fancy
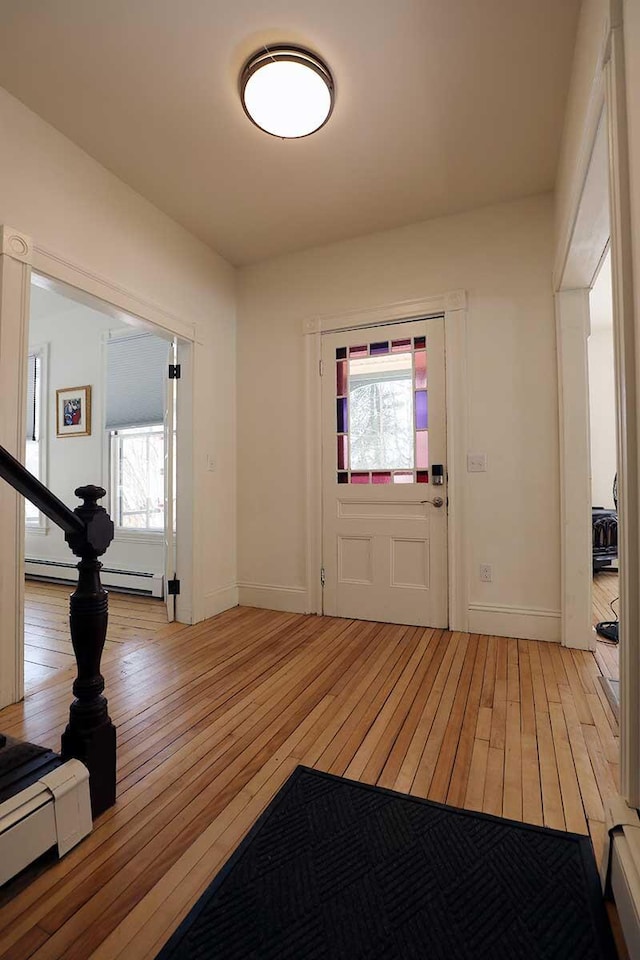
[321,317,448,627]
[164,339,177,622]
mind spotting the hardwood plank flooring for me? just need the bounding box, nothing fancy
[593,571,620,682]
[24,581,169,694]
[0,608,622,960]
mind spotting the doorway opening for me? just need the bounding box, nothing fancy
[587,249,620,712]
[23,275,182,692]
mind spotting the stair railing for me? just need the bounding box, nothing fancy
[0,443,116,816]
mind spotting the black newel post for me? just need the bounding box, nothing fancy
[61,485,116,817]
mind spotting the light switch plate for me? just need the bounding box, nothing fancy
[467,453,487,473]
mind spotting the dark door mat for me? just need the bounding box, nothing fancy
[599,677,620,722]
[157,766,617,960]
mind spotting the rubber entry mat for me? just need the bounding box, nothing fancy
[157,766,617,959]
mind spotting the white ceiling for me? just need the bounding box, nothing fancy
[0,0,580,266]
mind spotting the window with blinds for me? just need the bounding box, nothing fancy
[105,333,169,430]
[106,333,170,533]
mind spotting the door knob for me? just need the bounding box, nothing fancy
[421,496,444,508]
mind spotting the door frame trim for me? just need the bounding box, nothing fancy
[0,228,197,706]
[303,290,469,632]
[553,0,640,804]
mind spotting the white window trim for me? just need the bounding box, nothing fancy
[107,423,166,540]
[25,341,49,534]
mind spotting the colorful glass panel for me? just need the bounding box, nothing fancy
[370,341,390,356]
[415,391,428,430]
[416,431,428,469]
[337,397,347,434]
[335,331,435,484]
[337,435,348,470]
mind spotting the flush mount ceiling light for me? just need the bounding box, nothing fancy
[240,45,334,139]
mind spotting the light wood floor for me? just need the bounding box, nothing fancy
[0,607,621,960]
[593,570,620,682]
[24,581,168,693]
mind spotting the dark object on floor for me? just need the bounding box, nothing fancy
[596,621,619,643]
[593,476,618,573]
[0,733,63,804]
[592,508,618,571]
[157,766,617,960]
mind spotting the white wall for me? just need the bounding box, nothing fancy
[237,194,560,641]
[588,251,616,508]
[27,285,167,575]
[0,86,237,623]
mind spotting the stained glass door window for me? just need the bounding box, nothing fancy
[335,336,429,484]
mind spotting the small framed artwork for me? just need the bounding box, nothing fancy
[56,385,92,437]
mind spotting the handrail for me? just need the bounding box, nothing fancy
[0,444,84,536]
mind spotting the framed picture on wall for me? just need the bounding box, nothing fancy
[56,385,92,437]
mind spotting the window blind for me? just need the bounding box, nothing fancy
[26,353,40,442]
[105,333,170,431]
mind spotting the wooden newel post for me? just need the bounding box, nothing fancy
[61,484,116,817]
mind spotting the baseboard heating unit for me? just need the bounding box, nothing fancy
[25,558,164,597]
[0,751,92,886]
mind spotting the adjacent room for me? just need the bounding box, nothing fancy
[23,279,176,690]
[588,250,620,709]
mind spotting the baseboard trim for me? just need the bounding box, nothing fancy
[467,602,561,643]
[610,828,640,960]
[237,582,308,614]
[25,559,163,597]
[200,584,239,620]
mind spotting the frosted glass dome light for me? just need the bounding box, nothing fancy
[240,46,334,138]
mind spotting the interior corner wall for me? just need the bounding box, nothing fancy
[237,193,561,642]
[0,86,237,624]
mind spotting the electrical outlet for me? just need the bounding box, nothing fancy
[480,564,492,582]
[467,453,487,473]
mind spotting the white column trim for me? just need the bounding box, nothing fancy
[303,290,468,631]
[0,227,33,265]
[555,288,594,650]
[445,301,469,633]
[0,225,32,706]
[605,15,640,808]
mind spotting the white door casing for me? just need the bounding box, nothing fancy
[321,317,448,627]
[164,338,177,622]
